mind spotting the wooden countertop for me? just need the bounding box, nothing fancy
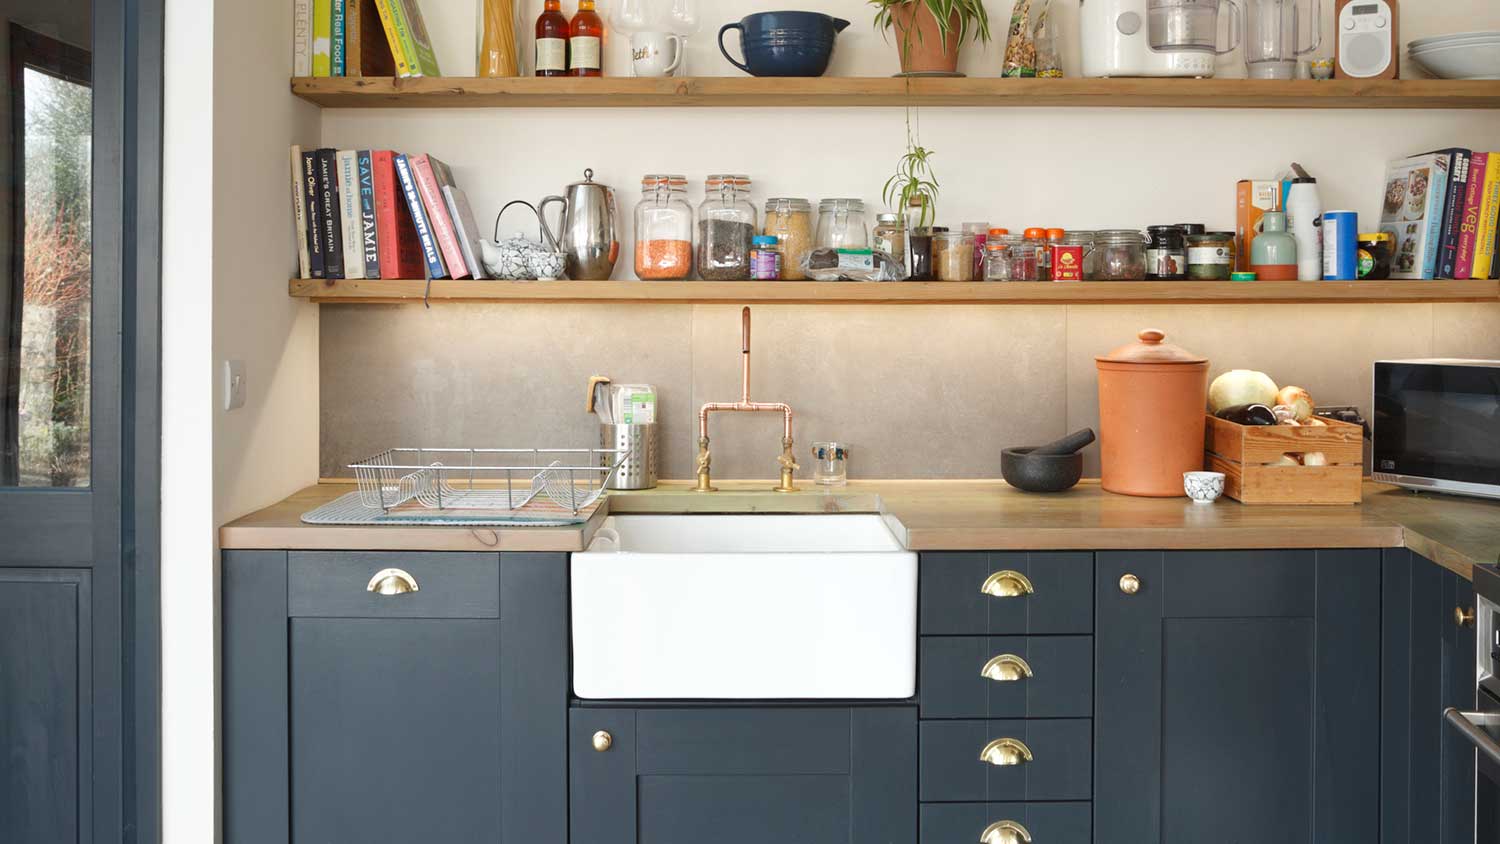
[219,480,1500,580]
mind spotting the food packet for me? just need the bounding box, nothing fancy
[1003,0,1036,78]
[801,247,908,282]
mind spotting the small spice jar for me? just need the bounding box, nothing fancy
[873,213,907,276]
[987,233,1043,281]
[934,231,977,281]
[1357,232,1394,280]
[963,222,990,279]
[1093,230,1147,280]
[634,174,694,280]
[763,197,813,280]
[696,175,755,280]
[1145,225,1187,280]
[1024,227,1050,279]
[1186,231,1235,280]
[750,235,782,280]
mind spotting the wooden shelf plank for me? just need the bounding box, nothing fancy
[289,76,1500,110]
[289,278,1500,305]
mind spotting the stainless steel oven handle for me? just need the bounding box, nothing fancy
[1444,708,1500,767]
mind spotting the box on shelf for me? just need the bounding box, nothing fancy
[1204,414,1363,505]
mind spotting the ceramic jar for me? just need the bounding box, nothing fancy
[1095,329,1210,497]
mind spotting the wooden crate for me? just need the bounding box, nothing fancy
[1204,414,1364,505]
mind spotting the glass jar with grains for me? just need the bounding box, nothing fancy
[934,231,977,281]
[697,175,756,280]
[634,174,694,280]
[1093,230,1147,280]
[873,213,907,275]
[763,197,813,280]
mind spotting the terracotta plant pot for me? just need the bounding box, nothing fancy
[889,2,963,75]
[1095,329,1210,498]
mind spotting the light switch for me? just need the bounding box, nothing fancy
[224,360,246,411]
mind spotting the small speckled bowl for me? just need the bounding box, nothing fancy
[1183,471,1226,504]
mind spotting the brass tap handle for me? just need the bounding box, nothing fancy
[694,436,717,493]
[774,436,798,493]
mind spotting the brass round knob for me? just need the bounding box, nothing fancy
[1456,606,1476,628]
[592,730,613,752]
[1120,573,1141,595]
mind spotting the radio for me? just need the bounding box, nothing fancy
[1335,0,1398,79]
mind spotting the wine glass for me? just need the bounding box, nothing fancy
[664,0,699,37]
[609,0,652,34]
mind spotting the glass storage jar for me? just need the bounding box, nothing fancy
[933,231,977,281]
[1062,231,1098,278]
[696,174,755,280]
[1145,224,1187,280]
[1186,231,1235,280]
[815,198,869,251]
[963,222,990,278]
[1094,230,1148,280]
[763,197,813,280]
[873,213,907,276]
[986,233,1044,281]
[634,174,694,280]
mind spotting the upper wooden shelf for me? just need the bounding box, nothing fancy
[289,76,1500,110]
[289,278,1500,305]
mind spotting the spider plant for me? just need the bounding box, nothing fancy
[882,144,940,232]
[869,0,991,62]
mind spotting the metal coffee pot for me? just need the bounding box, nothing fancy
[540,169,620,280]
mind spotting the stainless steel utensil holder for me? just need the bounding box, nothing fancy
[602,423,658,490]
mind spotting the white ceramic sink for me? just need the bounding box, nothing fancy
[571,514,917,699]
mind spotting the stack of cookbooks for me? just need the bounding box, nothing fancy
[293,0,440,79]
[1380,148,1500,280]
[289,146,487,281]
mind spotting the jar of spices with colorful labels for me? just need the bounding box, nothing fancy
[635,175,694,280]
[696,175,755,280]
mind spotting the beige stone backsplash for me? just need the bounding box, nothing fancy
[321,303,1500,481]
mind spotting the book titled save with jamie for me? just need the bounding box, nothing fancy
[1380,152,1451,280]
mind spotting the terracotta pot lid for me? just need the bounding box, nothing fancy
[1096,329,1207,365]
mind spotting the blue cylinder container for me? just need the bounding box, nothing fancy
[1322,210,1359,280]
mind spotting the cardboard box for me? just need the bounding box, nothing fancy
[1236,180,1282,272]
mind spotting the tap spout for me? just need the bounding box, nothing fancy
[695,307,796,490]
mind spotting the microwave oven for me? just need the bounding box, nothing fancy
[1373,359,1500,501]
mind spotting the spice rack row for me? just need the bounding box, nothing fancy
[287,278,1500,305]
[289,76,1500,110]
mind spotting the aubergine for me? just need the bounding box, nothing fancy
[1215,403,1278,426]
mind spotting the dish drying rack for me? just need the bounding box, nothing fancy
[351,447,626,516]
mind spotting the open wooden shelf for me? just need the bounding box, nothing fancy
[289,278,1500,305]
[290,76,1500,110]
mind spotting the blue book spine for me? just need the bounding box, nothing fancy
[392,153,447,279]
[331,0,346,76]
[357,150,380,278]
[1421,161,1452,280]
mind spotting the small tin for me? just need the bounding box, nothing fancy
[1230,271,1257,281]
[1321,210,1359,280]
[1051,244,1085,281]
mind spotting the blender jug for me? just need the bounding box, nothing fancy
[1149,0,1241,54]
[1244,0,1322,79]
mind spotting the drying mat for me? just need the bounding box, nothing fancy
[302,490,603,527]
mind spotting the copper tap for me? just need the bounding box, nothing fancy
[696,307,796,493]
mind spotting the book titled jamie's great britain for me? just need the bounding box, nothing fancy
[1380,152,1451,280]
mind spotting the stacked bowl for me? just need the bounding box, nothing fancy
[1409,31,1500,80]
[718,12,850,78]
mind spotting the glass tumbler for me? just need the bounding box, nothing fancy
[811,442,849,487]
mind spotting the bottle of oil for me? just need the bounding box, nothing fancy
[569,0,604,77]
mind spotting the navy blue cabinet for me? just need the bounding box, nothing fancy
[569,706,917,844]
[223,550,568,844]
[1094,550,1382,844]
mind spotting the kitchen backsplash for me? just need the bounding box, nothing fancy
[320,302,1500,480]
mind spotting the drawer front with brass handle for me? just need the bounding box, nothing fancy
[289,551,500,618]
[920,802,1091,844]
[921,553,1093,636]
[920,719,1092,802]
[920,636,1093,719]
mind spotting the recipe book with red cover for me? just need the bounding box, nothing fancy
[1454,152,1488,280]
[408,153,471,279]
[371,150,428,279]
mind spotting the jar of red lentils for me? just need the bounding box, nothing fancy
[634,175,694,280]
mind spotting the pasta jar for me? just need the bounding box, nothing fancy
[763,197,813,280]
[697,174,756,280]
[933,231,977,281]
[634,174,694,280]
[1186,231,1235,280]
[1093,230,1148,280]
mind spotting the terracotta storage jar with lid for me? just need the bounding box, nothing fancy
[1095,329,1209,497]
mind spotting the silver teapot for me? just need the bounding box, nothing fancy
[540,168,619,280]
[481,199,567,280]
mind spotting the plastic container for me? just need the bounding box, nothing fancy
[1285,175,1323,281]
[1095,329,1210,497]
[750,235,782,280]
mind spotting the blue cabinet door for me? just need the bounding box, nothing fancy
[1094,550,1381,844]
[570,706,917,844]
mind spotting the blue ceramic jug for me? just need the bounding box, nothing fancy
[718,11,850,77]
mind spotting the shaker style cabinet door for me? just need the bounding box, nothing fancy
[1094,550,1381,844]
[569,707,917,844]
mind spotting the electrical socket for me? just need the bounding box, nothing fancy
[224,360,246,411]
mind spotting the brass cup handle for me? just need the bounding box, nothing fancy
[981,654,1034,682]
[981,570,1035,598]
[1456,606,1476,628]
[980,820,1033,844]
[1119,573,1141,595]
[592,730,613,752]
[979,737,1033,767]
[366,568,420,596]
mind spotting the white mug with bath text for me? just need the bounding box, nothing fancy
[630,31,685,77]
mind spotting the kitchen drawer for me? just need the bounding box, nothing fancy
[920,636,1092,719]
[921,802,1091,844]
[920,553,1092,636]
[288,551,500,618]
[920,719,1091,803]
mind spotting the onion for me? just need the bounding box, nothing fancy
[1209,370,1279,414]
[1303,452,1328,466]
[1275,386,1315,421]
[1304,417,1328,427]
[1272,453,1301,466]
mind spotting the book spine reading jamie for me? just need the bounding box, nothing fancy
[291,146,311,278]
[392,153,447,278]
[357,150,380,278]
[301,147,325,278]
[336,150,365,279]
[316,148,346,279]
[371,150,426,278]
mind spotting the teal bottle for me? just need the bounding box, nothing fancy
[1250,211,1299,281]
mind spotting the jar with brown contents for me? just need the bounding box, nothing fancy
[763,198,813,280]
[634,174,694,280]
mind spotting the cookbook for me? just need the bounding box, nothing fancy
[1380,152,1452,279]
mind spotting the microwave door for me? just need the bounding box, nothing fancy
[1374,362,1500,498]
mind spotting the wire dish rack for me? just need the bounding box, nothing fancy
[351,447,627,516]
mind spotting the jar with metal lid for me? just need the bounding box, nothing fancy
[873,213,907,276]
[634,174,694,280]
[986,233,1043,281]
[1024,227,1051,279]
[1186,231,1235,280]
[1145,225,1187,280]
[963,222,990,278]
[763,197,813,280]
[1357,232,1393,280]
[815,198,870,251]
[934,231,977,281]
[695,175,755,280]
[1093,229,1147,280]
